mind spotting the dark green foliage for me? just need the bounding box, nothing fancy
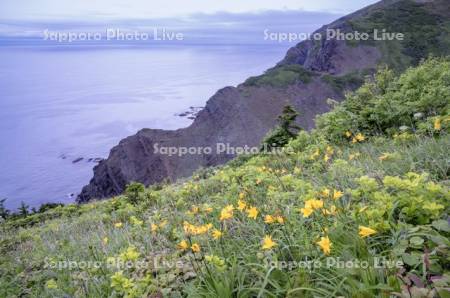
[321,72,365,93]
[316,57,450,142]
[261,105,302,151]
[0,198,9,219]
[349,0,450,68]
[18,201,29,217]
[125,182,145,205]
[244,65,314,88]
[37,202,64,213]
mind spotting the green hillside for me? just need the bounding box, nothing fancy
[1,58,449,297]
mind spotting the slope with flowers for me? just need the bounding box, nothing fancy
[1,58,449,297]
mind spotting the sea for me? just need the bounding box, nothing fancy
[0,43,289,209]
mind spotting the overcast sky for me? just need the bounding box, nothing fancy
[1,0,378,21]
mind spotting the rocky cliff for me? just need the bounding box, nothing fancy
[77,0,450,202]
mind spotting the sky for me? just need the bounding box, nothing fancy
[0,0,379,42]
[0,0,378,21]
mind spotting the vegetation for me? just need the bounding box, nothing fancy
[349,0,450,69]
[321,71,366,93]
[261,105,302,151]
[244,65,314,88]
[0,58,449,297]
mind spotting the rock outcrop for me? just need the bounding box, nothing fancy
[77,0,450,202]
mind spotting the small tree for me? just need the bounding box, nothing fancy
[18,201,29,217]
[0,198,10,219]
[125,182,145,205]
[261,105,302,151]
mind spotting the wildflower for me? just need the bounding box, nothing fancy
[239,192,246,200]
[326,146,334,155]
[379,153,391,161]
[261,235,277,250]
[183,222,212,235]
[220,205,234,221]
[348,152,360,160]
[246,206,259,220]
[114,222,123,228]
[434,118,441,130]
[187,205,200,215]
[310,148,320,159]
[305,199,324,209]
[256,178,262,185]
[355,133,365,142]
[102,237,109,245]
[202,204,213,213]
[183,221,193,234]
[300,207,314,218]
[46,279,58,289]
[237,200,247,211]
[177,240,189,251]
[151,223,158,233]
[323,205,337,215]
[320,188,330,197]
[332,190,344,200]
[275,216,285,224]
[264,215,275,224]
[191,243,201,253]
[293,167,301,174]
[324,154,330,162]
[345,131,352,138]
[106,256,117,265]
[212,229,223,239]
[358,226,377,238]
[159,220,168,228]
[329,205,337,215]
[317,236,332,255]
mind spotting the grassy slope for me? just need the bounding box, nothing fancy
[349,0,450,71]
[1,59,449,297]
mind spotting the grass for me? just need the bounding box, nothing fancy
[348,0,450,70]
[243,65,315,88]
[320,72,366,94]
[1,135,448,297]
[0,59,449,297]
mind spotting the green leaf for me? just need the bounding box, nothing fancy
[432,220,450,232]
[437,289,450,298]
[402,253,421,266]
[409,236,424,247]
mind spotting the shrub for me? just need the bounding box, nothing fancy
[125,182,145,205]
[316,57,450,142]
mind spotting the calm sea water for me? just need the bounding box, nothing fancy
[0,44,288,209]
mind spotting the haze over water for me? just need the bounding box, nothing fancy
[0,43,289,209]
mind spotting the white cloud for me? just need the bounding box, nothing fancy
[0,0,379,21]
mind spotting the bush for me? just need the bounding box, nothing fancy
[316,58,450,142]
[125,182,145,205]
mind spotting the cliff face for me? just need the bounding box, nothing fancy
[77,0,450,202]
